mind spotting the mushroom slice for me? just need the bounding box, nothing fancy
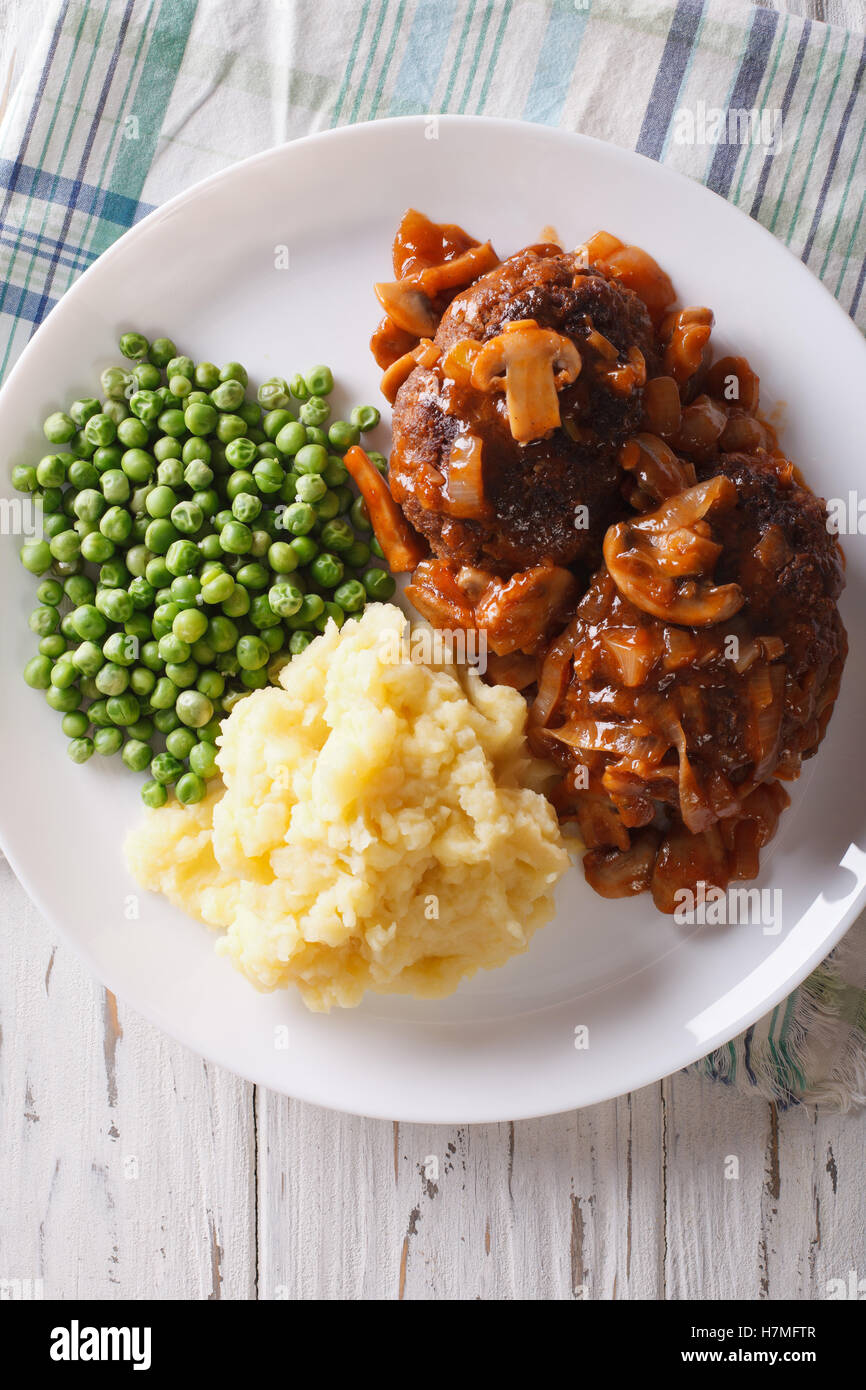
[374,278,439,338]
[470,319,582,444]
[380,337,440,404]
[415,241,498,296]
[603,475,744,627]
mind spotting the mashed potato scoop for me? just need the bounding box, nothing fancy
[125,604,569,1011]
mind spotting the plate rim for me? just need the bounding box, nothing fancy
[1,113,863,1123]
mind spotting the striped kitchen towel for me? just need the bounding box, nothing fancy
[0,0,864,1108]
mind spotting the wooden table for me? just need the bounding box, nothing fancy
[2,0,864,1300]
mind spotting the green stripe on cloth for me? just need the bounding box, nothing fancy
[88,0,197,255]
[0,0,864,1110]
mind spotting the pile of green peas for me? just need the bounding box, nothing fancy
[15,332,395,805]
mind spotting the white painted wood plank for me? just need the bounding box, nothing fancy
[0,858,256,1300]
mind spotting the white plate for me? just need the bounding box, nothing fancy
[1,116,864,1123]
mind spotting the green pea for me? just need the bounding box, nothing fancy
[130,665,156,698]
[101,399,129,426]
[24,654,53,689]
[172,608,208,644]
[145,556,172,589]
[351,404,380,432]
[70,604,105,642]
[267,540,298,574]
[216,413,247,444]
[141,779,168,807]
[153,708,180,734]
[121,447,155,483]
[328,420,360,453]
[119,331,149,360]
[220,520,252,555]
[80,532,115,563]
[95,663,129,697]
[129,389,162,423]
[201,571,235,605]
[299,395,330,428]
[12,463,38,491]
[288,631,313,655]
[295,473,327,504]
[289,374,309,402]
[184,459,214,490]
[310,553,344,589]
[166,539,200,576]
[29,605,59,637]
[258,377,290,411]
[176,690,214,728]
[189,740,218,778]
[185,402,218,436]
[103,631,138,667]
[274,420,307,458]
[62,710,90,739]
[231,492,262,525]
[43,411,76,444]
[207,616,238,652]
[83,413,117,447]
[157,408,187,438]
[99,505,133,544]
[236,634,270,671]
[46,683,80,712]
[293,443,328,475]
[70,641,101,679]
[211,379,245,412]
[170,500,203,535]
[166,727,197,760]
[36,454,66,487]
[91,726,120,757]
[150,751,183,785]
[39,633,67,658]
[66,736,94,764]
[289,535,317,566]
[106,693,140,726]
[168,374,192,399]
[176,771,206,805]
[280,501,314,536]
[116,412,149,448]
[120,739,151,772]
[268,581,303,618]
[363,567,396,600]
[192,360,219,390]
[101,366,131,400]
[334,579,367,612]
[150,676,179,710]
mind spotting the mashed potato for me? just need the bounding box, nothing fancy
[125,603,569,1010]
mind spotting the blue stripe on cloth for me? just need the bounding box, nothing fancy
[749,21,812,219]
[0,284,58,324]
[30,1,136,327]
[706,6,779,198]
[0,160,152,230]
[0,228,96,275]
[522,0,589,126]
[389,0,457,115]
[635,0,704,160]
[801,36,866,263]
[0,0,70,231]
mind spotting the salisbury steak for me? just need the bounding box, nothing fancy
[389,247,657,575]
[531,450,846,910]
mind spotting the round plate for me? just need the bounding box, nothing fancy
[1,116,864,1123]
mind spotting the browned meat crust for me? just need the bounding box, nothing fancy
[390,248,656,575]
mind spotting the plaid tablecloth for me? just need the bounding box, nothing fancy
[1,0,864,1108]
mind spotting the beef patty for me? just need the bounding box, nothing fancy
[389,247,656,575]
